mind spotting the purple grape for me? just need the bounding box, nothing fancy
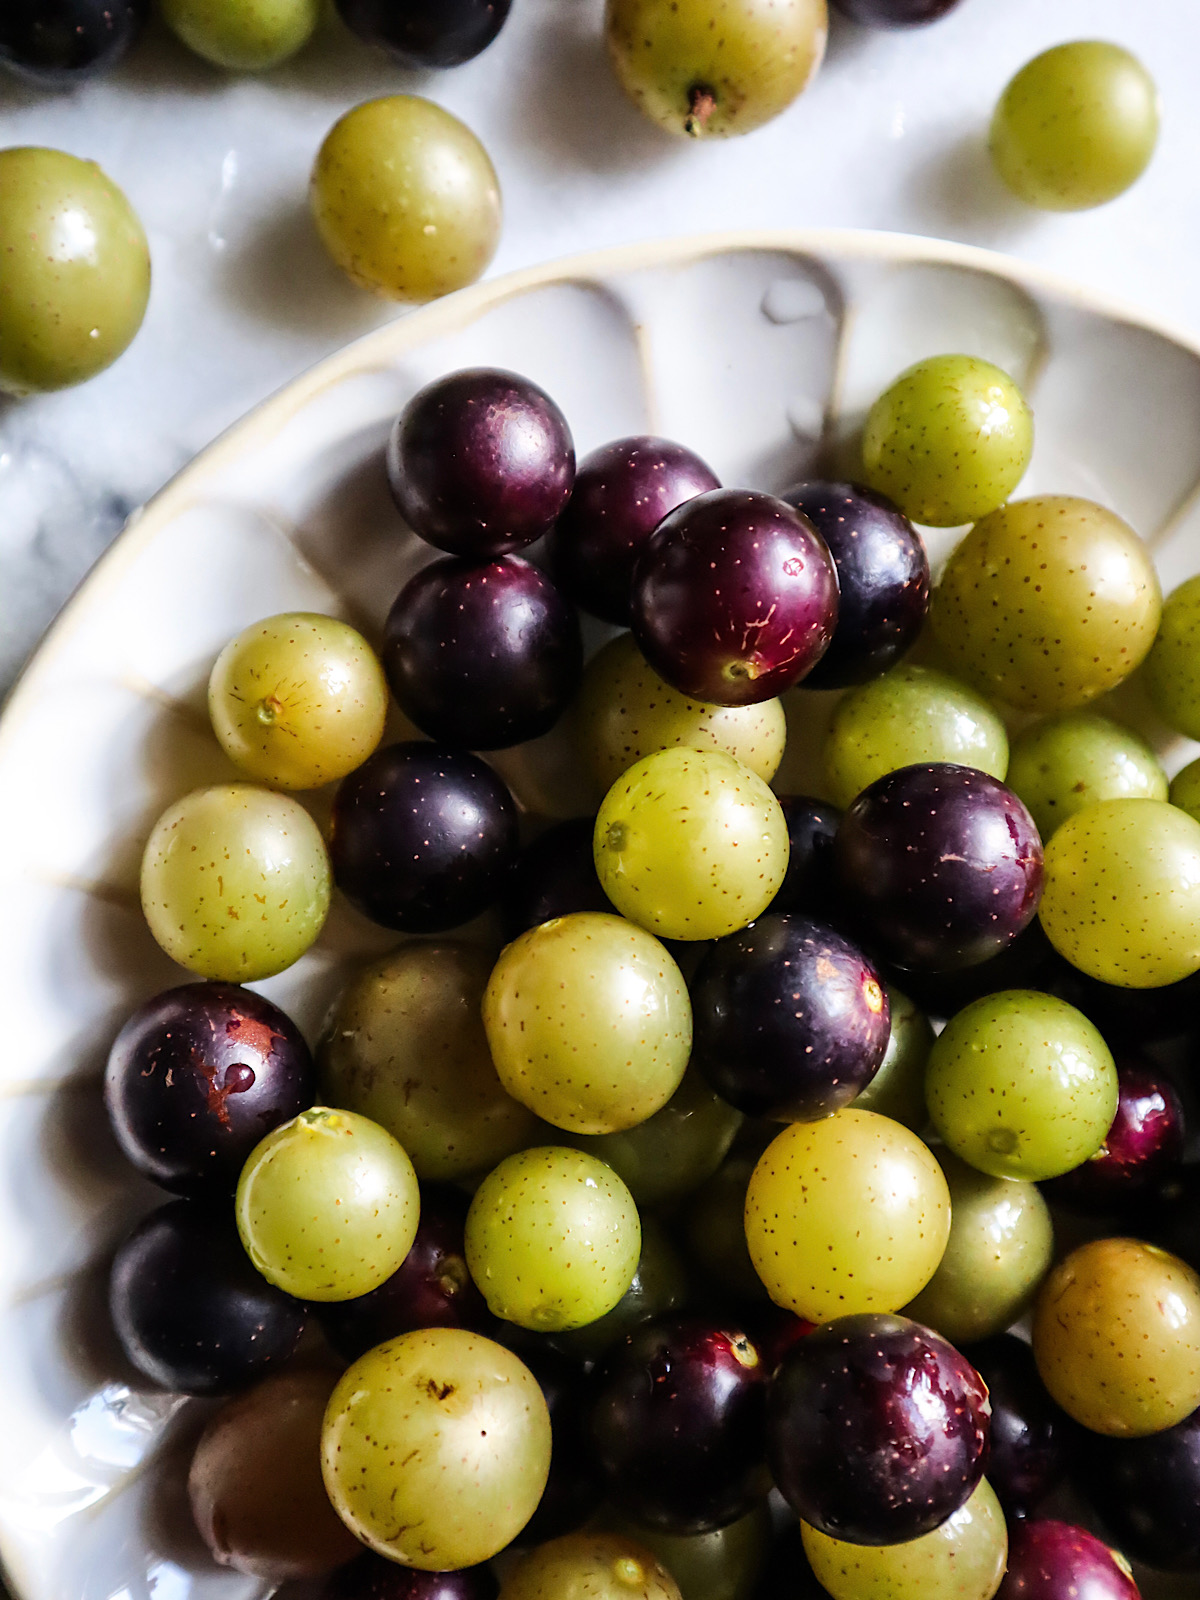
[387,370,574,558]
[590,1316,769,1534]
[502,817,610,939]
[109,1200,305,1396]
[552,436,720,625]
[1043,1057,1185,1214]
[964,1335,1068,1520]
[781,482,930,689]
[0,0,147,84]
[767,796,843,918]
[382,555,582,749]
[995,1521,1140,1600]
[692,914,890,1121]
[768,1313,991,1545]
[832,0,963,24]
[631,489,838,706]
[333,0,510,68]
[1073,1407,1200,1572]
[330,742,518,932]
[104,984,314,1197]
[834,763,1044,973]
[317,1553,499,1599]
[518,1346,604,1544]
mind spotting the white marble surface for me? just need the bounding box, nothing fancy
[0,0,1192,696]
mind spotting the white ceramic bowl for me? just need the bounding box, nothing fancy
[3,228,1200,1600]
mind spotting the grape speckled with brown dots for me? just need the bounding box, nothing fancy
[500,1531,682,1600]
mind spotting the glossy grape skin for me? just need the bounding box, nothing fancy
[801,1478,1007,1600]
[834,764,1044,974]
[684,1155,768,1304]
[1145,573,1200,738]
[334,0,510,67]
[190,1368,363,1580]
[631,490,837,705]
[926,990,1116,1182]
[161,0,318,69]
[311,99,501,303]
[554,437,721,624]
[782,481,930,688]
[388,370,574,558]
[769,1313,991,1544]
[832,0,961,23]
[321,1328,552,1568]
[1044,1057,1184,1213]
[141,785,331,982]
[932,496,1161,713]
[1073,1406,1200,1572]
[0,0,146,82]
[744,1110,951,1322]
[1040,799,1200,987]
[824,664,1008,809]
[767,795,841,917]
[991,43,1159,211]
[208,613,388,789]
[598,1506,771,1600]
[501,1534,682,1600]
[483,912,691,1135]
[503,818,610,938]
[964,1336,1069,1521]
[554,1216,691,1363]
[1169,756,1200,822]
[1033,1238,1200,1436]
[904,1151,1054,1344]
[862,356,1033,528]
[109,1199,305,1396]
[318,1555,500,1600]
[236,1107,420,1302]
[853,986,931,1131]
[994,1521,1139,1600]
[594,748,790,941]
[330,743,517,932]
[0,147,150,395]
[1006,712,1167,841]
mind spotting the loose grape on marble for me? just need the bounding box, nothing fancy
[161,0,319,70]
[1005,711,1167,840]
[334,0,512,69]
[0,0,146,83]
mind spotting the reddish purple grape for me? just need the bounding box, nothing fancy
[781,481,930,689]
[964,1336,1068,1521]
[1073,1407,1200,1572]
[332,0,511,68]
[832,0,963,24]
[104,983,314,1197]
[590,1316,769,1534]
[502,817,609,939]
[1043,1057,1185,1213]
[996,1521,1140,1600]
[767,1313,991,1545]
[387,370,574,558]
[109,1200,305,1396]
[552,436,720,625]
[330,742,517,932]
[382,555,582,750]
[692,914,890,1121]
[316,1552,499,1599]
[834,763,1044,973]
[630,489,838,706]
[767,796,843,918]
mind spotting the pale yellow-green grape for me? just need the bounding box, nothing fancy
[598,1506,771,1600]
[321,1328,552,1568]
[1145,574,1200,739]
[554,1217,691,1363]
[160,0,319,70]
[140,784,331,981]
[465,1147,641,1332]
[500,1532,682,1600]
[743,1110,950,1323]
[1039,799,1200,986]
[823,663,1008,807]
[0,147,150,394]
[1006,711,1167,840]
[235,1107,419,1301]
[1170,756,1200,823]
[991,42,1159,211]
[311,96,501,302]
[851,986,932,1133]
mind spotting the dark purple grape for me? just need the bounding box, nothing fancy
[781,481,930,689]
[0,0,146,84]
[832,0,963,23]
[387,370,574,558]
[995,1520,1140,1600]
[104,983,314,1197]
[330,742,518,932]
[767,1313,991,1545]
[109,1200,305,1396]
[502,817,609,939]
[519,1346,604,1543]
[552,436,720,625]
[630,489,838,706]
[333,0,510,68]
[767,795,842,917]
[382,555,582,750]
[1043,1057,1185,1214]
[692,914,890,1121]
[316,1554,498,1600]
[751,1305,816,1376]
[1073,1407,1200,1572]
[590,1316,769,1534]
[834,763,1044,973]
[963,1335,1069,1520]
[886,915,1065,1021]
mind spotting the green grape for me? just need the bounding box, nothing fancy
[311,96,501,302]
[594,748,789,941]
[743,1110,951,1323]
[554,1216,691,1363]
[482,912,692,1135]
[465,1147,641,1332]
[1040,799,1200,986]
[235,1107,420,1301]
[683,1154,768,1304]
[1033,1238,1200,1437]
[932,496,1161,713]
[1144,573,1200,739]
[604,0,827,140]
[904,1149,1054,1345]
[140,784,331,981]
[1006,711,1167,840]
[319,941,539,1183]
[1169,756,1200,822]
[823,664,1008,808]
[861,354,1033,528]
[208,612,388,790]
[501,1532,682,1600]
[322,1328,552,1568]
[599,1506,771,1600]
[851,986,931,1133]
[160,0,318,69]
[802,1479,1007,1600]
[990,42,1159,211]
[0,147,150,395]
[563,1067,742,1208]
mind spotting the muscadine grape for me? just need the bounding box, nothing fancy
[554,1216,691,1364]
[502,818,611,938]
[334,0,511,69]
[833,0,962,23]
[500,1534,682,1600]
[965,1335,1069,1521]
[851,985,931,1131]
[1145,573,1200,738]
[1073,1407,1200,1573]
[0,0,146,83]
[161,0,318,69]
[994,1521,1139,1600]
[684,1155,767,1304]
[1006,711,1167,840]
[1170,756,1200,822]
[768,795,841,917]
